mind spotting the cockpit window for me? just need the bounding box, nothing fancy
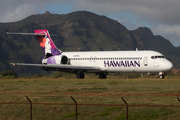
[151,56,165,59]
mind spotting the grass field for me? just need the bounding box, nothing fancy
[0,76,180,120]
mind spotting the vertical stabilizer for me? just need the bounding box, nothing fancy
[34,29,62,58]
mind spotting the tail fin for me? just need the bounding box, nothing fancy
[34,29,62,58]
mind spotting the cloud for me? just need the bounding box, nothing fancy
[0,4,36,22]
[0,1,39,22]
[0,0,70,22]
[74,0,180,25]
[152,24,180,46]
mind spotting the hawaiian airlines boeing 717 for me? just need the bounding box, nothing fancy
[7,29,173,79]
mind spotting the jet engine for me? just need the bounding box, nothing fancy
[61,55,68,64]
[42,55,69,65]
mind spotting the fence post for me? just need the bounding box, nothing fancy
[26,96,32,120]
[121,97,128,120]
[177,97,180,102]
[71,96,77,120]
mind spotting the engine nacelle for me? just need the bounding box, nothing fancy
[42,55,69,65]
[61,55,68,64]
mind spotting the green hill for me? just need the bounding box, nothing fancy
[0,11,179,76]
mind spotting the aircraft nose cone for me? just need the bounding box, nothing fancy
[165,61,173,71]
[160,60,173,72]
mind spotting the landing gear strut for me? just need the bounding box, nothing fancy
[99,73,107,79]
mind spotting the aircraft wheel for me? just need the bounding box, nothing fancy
[77,73,84,79]
[99,73,107,79]
[159,72,165,79]
[160,74,165,79]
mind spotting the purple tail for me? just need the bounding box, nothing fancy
[34,29,62,58]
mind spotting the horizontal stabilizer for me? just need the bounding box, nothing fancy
[6,32,58,36]
[6,32,45,36]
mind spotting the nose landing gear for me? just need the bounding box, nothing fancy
[159,72,165,79]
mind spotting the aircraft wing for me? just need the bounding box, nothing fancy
[10,63,101,70]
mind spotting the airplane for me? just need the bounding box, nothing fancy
[7,29,173,79]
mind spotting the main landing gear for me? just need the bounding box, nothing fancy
[77,73,84,79]
[99,73,107,79]
[76,73,107,79]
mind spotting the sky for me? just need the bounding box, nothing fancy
[1,0,180,47]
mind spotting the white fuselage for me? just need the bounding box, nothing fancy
[45,50,173,73]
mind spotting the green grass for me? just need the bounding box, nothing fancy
[63,112,80,118]
[0,77,180,119]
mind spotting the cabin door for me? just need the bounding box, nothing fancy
[143,56,148,66]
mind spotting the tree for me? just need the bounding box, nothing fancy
[0,70,17,78]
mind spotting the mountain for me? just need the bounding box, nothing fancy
[0,11,179,76]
